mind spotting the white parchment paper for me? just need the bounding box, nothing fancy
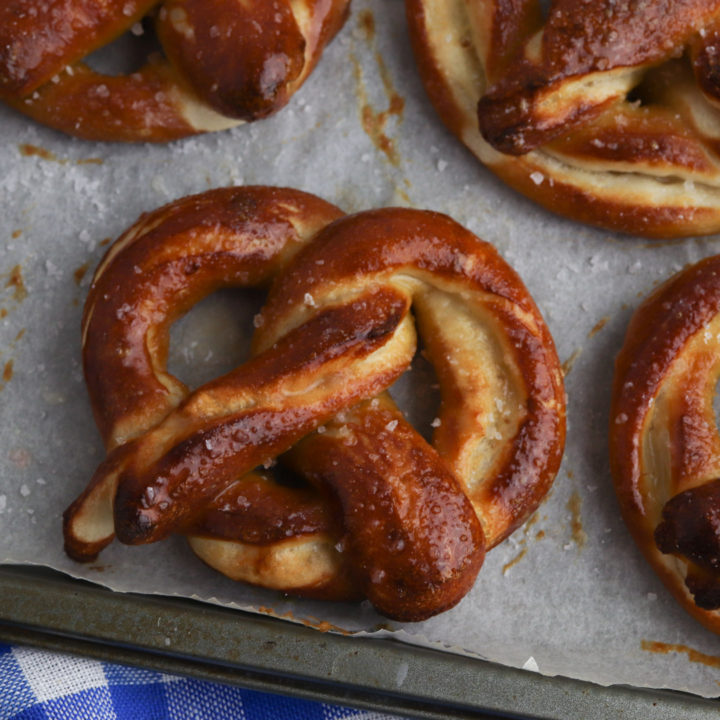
[2,0,720,699]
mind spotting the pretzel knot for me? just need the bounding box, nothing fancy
[64,186,566,622]
[0,0,349,142]
[407,0,720,238]
[611,256,720,634]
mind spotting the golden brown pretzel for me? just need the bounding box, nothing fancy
[64,186,566,621]
[611,256,720,634]
[406,0,720,238]
[0,0,349,142]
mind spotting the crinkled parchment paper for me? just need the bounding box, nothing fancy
[2,0,720,699]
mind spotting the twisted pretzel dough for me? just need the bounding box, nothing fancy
[0,0,349,142]
[64,186,566,621]
[406,0,720,238]
[611,256,720,634]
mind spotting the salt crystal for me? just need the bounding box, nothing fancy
[205,439,213,450]
[615,413,628,424]
[131,22,144,35]
[437,160,448,172]
[304,293,316,307]
[647,593,657,601]
[431,418,441,428]
[317,425,326,434]
[253,314,264,328]
[20,484,30,497]
[385,420,398,432]
[530,172,544,185]
[36,478,46,485]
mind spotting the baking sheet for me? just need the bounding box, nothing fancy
[2,0,720,699]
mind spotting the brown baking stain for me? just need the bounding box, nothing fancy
[15,329,24,341]
[641,640,720,668]
[5,265,27,302]
[588,316,610,338]
[11,230,21,239]
[503,546,528,574]
[349,13,405,168]
[567,490,587,549]
[303,617,352,635]
[351,52,401,166]
[0,309,7,319]
[74,262,89,286]
[359,9,375,40]
[73,298,79,306]
[89,565,106,572]
[100,237,111,247]
[19,143,58,162]
[3,360,13,383]
[562,347,582,377]
[536,529,546,540]
[257,607,352,635]
[394,187,413,206]
[19,143,101,166]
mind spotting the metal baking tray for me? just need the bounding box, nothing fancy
[1,564,719,720]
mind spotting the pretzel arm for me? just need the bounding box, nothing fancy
[157,0,349,121]
[0,0,160,98]
[65,187,344,559]
[477,0,720,155]
[283,394,485,622]
[186,472,362,602]
[111,287,413,544]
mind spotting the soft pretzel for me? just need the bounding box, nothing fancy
[406,0,720,238]
[0,0,349,142]
[611,256,720,634]
[64,186,566,621]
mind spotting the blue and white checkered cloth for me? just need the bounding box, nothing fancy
[0,644,404,720]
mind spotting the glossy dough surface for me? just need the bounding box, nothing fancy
[65,186,566,621]
[611,256,720,634]
[0,0,349,141]
[406,0,720,238]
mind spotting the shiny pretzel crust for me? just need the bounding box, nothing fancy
[610,256,720,634]
[66,186,565,621]
[406,0,720,238]
[0,0,349,142]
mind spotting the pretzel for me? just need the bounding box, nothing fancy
[406,0,720,238]
[610,255,720,634]
[0,0,349,142]
[64,186,566,621]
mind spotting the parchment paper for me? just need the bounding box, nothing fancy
[2,0,720,699]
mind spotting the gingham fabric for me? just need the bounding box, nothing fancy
[0,644,405,720]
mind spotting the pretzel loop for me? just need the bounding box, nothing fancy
[65,186,565,621]
[0,0,350,141]
[611,255,720,633]
[407,0,720,237]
